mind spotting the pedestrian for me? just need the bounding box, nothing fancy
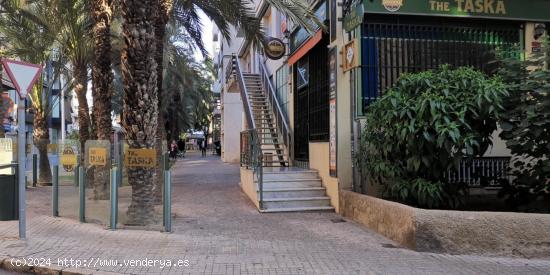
[177,138,185,158]
[170,140,178,160]
[201,139,207,157]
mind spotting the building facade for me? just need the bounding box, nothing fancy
[215,0,549,213]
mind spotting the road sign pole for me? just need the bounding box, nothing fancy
[17,102,26,240]
[2,58,44,241]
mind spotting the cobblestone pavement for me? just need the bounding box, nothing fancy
[1,152,550,274]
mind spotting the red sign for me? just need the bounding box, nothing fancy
[1,58,43,99]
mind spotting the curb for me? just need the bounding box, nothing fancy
[1,258,120,275]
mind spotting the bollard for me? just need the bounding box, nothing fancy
[109,167,118,230]
[52,165,59,217]
[78,166,85,223]
[163,169,172,232]
[32,154,37,187]
[74,164,79,187]
[118,144,123,187]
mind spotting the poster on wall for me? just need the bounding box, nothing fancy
[329,47,337,177]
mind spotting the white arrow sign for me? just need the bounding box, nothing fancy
[1,58,43,99]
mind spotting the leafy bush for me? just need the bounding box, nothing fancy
[496,42,550,212]
[358,66,508,209]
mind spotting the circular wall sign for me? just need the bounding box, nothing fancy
[382,0,403,12]
[264,37,286,60]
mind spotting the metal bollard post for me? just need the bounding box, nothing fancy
[52,165,59,217]
[32,154,37,187]
[78,166,85,223]
[74,154,80,187]
[118,144,123,187]
[109,167,118,230]
[163,169,172,232]
[74,164,79,187]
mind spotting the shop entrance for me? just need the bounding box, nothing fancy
[293,36,330,166]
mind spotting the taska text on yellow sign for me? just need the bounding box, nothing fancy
[124,148,157,168]
[60,154,77,166]
[89,148,107,166]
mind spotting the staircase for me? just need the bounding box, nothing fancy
[243,73,289,167]
[232,56,334,212]
[260,168,334,212]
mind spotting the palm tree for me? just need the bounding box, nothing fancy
[53,0,94,163]
[0,0,62,185]
[120,0,160,224]
[91,0,115,200]
[118,0,323,224]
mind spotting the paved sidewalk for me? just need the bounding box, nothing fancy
[1,152,550,274]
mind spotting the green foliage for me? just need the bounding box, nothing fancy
[358,66,508,209]
[66,130,80,141]
[496,41,550,212]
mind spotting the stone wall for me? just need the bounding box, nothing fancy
[339,190,550,258]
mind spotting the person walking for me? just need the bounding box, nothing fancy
[177,138,185,158]
[170,140,178,160]
[201,139,207,157]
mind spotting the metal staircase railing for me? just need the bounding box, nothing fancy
[231,55,265,209]
[259,61,292,166]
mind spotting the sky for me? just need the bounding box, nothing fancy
[195,10,214,61]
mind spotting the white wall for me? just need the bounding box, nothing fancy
[221,92,243,163]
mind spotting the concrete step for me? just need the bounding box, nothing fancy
[262,196,331,209]
[263,170,319,180]
[260,187,327,198]
[260,206,334,213]
[262,178,322,188]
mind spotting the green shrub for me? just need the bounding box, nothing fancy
[496,42,550,212]
[358,66,508,209]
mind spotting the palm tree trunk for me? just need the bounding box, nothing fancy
[92,0,114,200]
[33,109,52,186]
[121,0,159,225]
[74,64,91,157]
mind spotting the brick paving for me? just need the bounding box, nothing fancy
[1,152,550,274]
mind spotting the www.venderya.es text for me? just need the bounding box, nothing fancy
[9,257,190,269]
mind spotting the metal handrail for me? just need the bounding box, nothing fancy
[232,55,256,130]
[259,61,292,164]
[232,55,265,209]
[0,163,17,169]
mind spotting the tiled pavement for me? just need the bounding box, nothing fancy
[1,152,550,274]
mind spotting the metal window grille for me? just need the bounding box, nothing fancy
[293,36,331,161]
[361,18,522,112]
[446,157,511,187]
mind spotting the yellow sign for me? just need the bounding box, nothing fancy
[89,147,107,166]
[60,154,78,166]
[124,149,156,168]
[47,144,58,154]
[341,39,359,72]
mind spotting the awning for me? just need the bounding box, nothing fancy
[288,30,323,67]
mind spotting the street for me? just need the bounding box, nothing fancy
[1,152,550,274]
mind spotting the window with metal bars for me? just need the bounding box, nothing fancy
[360,16,522,115]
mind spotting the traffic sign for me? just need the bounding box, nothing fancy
[1,58,42,99]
